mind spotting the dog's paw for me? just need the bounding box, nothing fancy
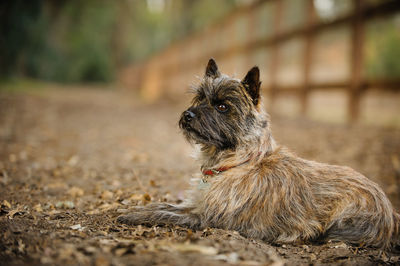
[117,214,142,225]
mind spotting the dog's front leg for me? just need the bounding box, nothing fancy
[117,203,203,230]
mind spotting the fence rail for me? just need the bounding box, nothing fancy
[120,0,400,122]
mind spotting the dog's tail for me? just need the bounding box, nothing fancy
[391,212,400,251]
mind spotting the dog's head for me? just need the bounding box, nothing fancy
[179,58,267,151]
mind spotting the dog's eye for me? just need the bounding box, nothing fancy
[215,103,228,113]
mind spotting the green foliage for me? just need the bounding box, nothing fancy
[0,0,236,83]
[62,1,116,82]
[365,17,400,79]
[0,0,42,78]
[1,0,117,83]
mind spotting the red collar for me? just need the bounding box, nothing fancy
[202,157,252,177]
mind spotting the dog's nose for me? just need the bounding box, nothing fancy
[184,110,196,122]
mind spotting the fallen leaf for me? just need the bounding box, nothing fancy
[7,207,25,219]
[18,239,25,253]
[95,255,110,266]
[70,224,85,231]
[98,203,120,211]
[128,194,142,201]
[162,193,173,202]
[3,200,11,209]
[111,180,121,187]
[333,243,348,249]
[55,201,75,209]
[46,182,68,191]
[0,170,8,184]
[166,243,218,255]
[87,209,100,215]
[121,199,131,205]
[117,208,128,213]
[19,150,28,160]
[33,203,43,212]
[381,252,389,262]
[82,246,97,255]
[67,155,79,166]
[58,243,76,260]
[67,187,84,197]
[9,154,17,163]
[101,190,113,200]
[213,252,239,263]
[52,169,62,177]
[114,248,127,256]
[99,239,115,245]
[142,193,151,204]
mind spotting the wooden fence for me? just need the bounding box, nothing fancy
[120,0,400,122]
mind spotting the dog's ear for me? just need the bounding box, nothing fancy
[242,66,261,105]
[205,58,220,78]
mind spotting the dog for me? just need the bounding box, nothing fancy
[118,58,399,249]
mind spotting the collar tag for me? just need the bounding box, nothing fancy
[198,178,211,189]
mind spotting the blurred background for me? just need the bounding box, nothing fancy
[1,0,238,83]
[1,0,400,125]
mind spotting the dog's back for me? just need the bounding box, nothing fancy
[193,147,399,249]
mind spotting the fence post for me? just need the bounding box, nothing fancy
[349,0,365,123]
[268,0,283,112]
[246,6,257,68]
[301,0,316,116]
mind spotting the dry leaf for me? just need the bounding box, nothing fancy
[58,243,76,260]
[18,239,25,253]
[82,246,97,255]
[67,187,84,197]
[7,207,24,219]
[67,155,79,166]
[3,200,11,209]
[333,243,348,249]
[114,248,127,256]
[101,190,113,200]
[9,154,17,163]
[111,180,121,187]
[121,199,131,205]
[98,203,120,211]
[87,209,100,215]
[142,193,151,204]
[19,150,28,160]
[128,194,142,201]
[47,182,68,190]
[213,252,239,264]
[95,255,110,266]
[55,201,75,209]
[33,203,43,212]
[166,243,218,255]
[70,224,85,231]
[115,189,123,197]
[117,209,128,213]
[162,193,173,202]
[99,239,115,245]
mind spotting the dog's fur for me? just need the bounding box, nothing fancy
[118,59,400,249]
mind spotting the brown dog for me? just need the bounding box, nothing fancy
[118,59,399,249]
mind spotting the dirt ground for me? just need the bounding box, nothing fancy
[1,87,400,265]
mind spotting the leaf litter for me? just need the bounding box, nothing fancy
[1,90,400,265]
